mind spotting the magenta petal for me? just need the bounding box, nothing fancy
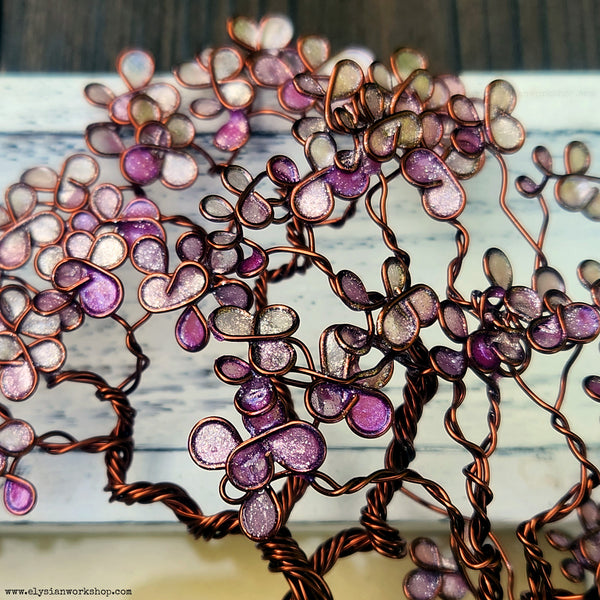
[117,220,164,247]
[4,476,36,515]
[584,375,600,401]
[214,111,250,152]
[469,332,500,371]
[176,306,208,352]
[238,247,267,278]
[325,166,369,198]
[240,489,280,540]
[121,146,163,185]
[70,211,99,232]
[347,391,392,437]
[121,198,161,220]
[280,79,314,111]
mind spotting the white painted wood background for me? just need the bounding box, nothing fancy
[0,72,599,528]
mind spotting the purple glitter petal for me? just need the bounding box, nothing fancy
[0,228,31,270]
[139,263,207,312]
[338,270,371,309]
[440,301,469,341]
[33,290,70,314]
[406,286,438,326]
[214,356,251,383]
[77,267,123,318]
[251,340,296,374]
[131,236,168,273]
[4,476,36,516]
[347,390,392,437]
[239,193,272,226]
[562,303,600,341]
[431,346,467,380]
[378,299,419,350]
[529,314,566,351]
[235,376,276,415]
[243,401,287,436]
[117,219,164,247]
[0,361,36,401]
[238,247,267,278]
[0,420,35,454]
[505,286,542,321]
[227,441,272,489]
[325,166,370,198]
[250,54,290,86]
[189,418,241,469]
[308,382,354,421]
[240,489,280,540]
[90,184,122,220]
[440,572,468,600]
[176,232,204,262]
[214,282,253,309]
[469,332,501,372]
[121,198,161,220]
[404,569,442,600]
[454,127,484,155]
[265,422,326,473]
[290,177,334,222]
[176,306,208,352]
[121,146,163,185]
[214,111,250,152]
[411,538,442,568]
[403,148,465,220]
[70,211,99,232]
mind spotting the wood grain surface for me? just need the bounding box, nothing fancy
[1,0,600,73]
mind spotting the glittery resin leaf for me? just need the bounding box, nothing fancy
[0,420,35,454]
[403,148,466,220]
[176,305,208,352]
[53,260,123,318]
[239,488,281,540]
[188,417,242,469]
[139,262,208,312]
[4,474,36,516]
[307,382,392,437]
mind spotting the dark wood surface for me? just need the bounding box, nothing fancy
[1,0,599,73]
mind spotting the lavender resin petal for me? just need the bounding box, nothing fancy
[240,489,280,540]
[562,303,600,341]
[505,286,542,321]
[189,418,241,469]
[243,401,287,435]
[431,346,467,380]
[529,314,566,351]
[0,361,36,401]
[214,282,253,309]
[291,177,334,222]
[309,382,353,421]
[268,155,300,185]
[280,80,313,111]
[265,422,326,473]
[215,356,251,383]
[338,270,371,309]
[440,572,469,600]
[404,569,442,600]
[347,391,392,437]
[325,166,369,198]
[0,420,35,454]
[131,236,168,273]
[403,148,465,220]
[235,376,275,415]
[583,376,600,401]
[4,476,36,516]
[227,441,271,489]
[251,340,295,374]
